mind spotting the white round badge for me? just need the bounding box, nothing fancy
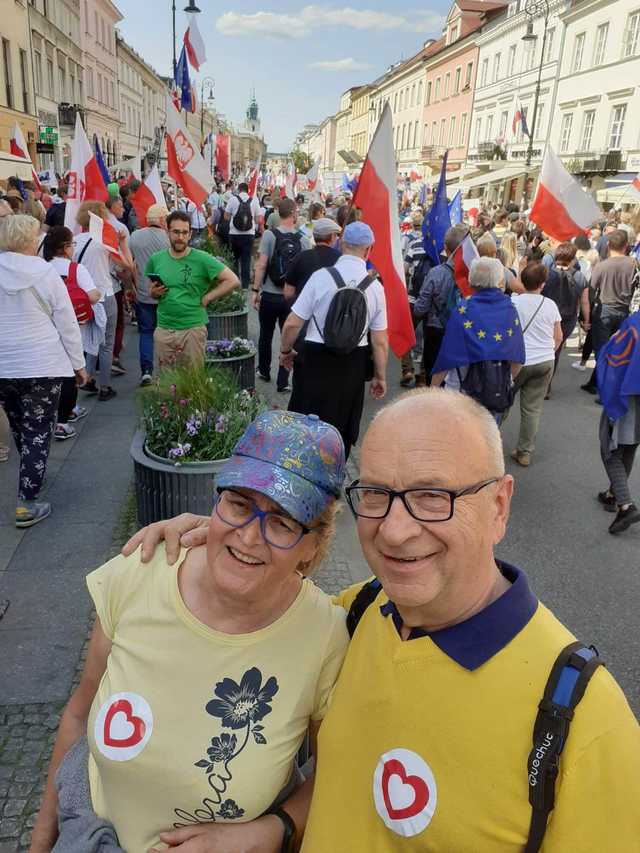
[373,748,437,837]
[94,692,153,762]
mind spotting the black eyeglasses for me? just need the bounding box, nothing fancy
[215,489,313,550]
[344,478,502,523]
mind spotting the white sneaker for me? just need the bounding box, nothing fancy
[140,373,153,387]
[54,423,76,441]
[571,361,587,371]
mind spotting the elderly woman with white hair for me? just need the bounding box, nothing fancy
[0,215,87,527]
[432,256,525,423]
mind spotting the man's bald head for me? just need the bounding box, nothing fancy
[364,388,505,478]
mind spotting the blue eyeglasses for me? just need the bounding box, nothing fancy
[215,489,313,550]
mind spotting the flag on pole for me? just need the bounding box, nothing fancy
[529,145,601,241]
[305,156,321,191]
[410,168,422,182]
[174,46,192,112]
[130,165,166,227]
[165,95,213,207]
[65,112,108,230]
[451,231,479,298]
[88,210,124,261]
[10,123,41,190]
[93,136,111,186]
[247,154,262,197]
[422,150,451,266]
[183,12,207,71]
[189,80,198,114]
[215,133,230,182]
[285,162,297,199]
[352,102,415,357]
[512,105,529,137]
[631,173,640,199]
[448,190,463,225]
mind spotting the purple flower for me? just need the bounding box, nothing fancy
[215,415,228,433]
[185,415,201,436]
[168,442,192,459]
[179,398,188,407]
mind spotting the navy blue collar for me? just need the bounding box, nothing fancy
[379,561,538,671]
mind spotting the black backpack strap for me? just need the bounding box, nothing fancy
[357,274,374,293]
[77,237,92,265]
[326,266,347,290]
[524,641,604,853]
[346,578,383,638]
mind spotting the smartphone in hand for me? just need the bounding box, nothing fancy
[148,274,168,297]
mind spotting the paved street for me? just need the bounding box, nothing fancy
[0,315,638,849]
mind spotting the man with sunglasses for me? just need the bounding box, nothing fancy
[145,210,240,370]
[124,388,640,851]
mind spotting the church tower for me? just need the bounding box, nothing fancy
[245,90,261,135]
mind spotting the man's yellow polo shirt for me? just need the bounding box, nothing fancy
[302,563,640,852]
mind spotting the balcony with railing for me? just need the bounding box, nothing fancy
[562,149,625,173]
[58,103,85,127]
[421,145,446,161]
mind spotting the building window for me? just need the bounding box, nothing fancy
[459,113,467,146]
[609,104,626,149]
[410,84,415,106]
[393,92,398,112]
[94,11,99,41]
[448,115,456,146]
[20,49,29,113]
[87,67,94,99]
[454,67,461,94]
[493,52,501,82]
[399,90,404,111]
[2,39,13,109]
[58,64,66,103]
[424,123,431,145]
[450,23,458,42]
[480,58,489,86]
[426,81,431,104]
[444,73,450,97]
[572,33,585,71]
[623,11,640,57]
[401,124,406,149]
[465,61,473,87]
[97,72,102,102]
[535,103,545,139]
[499,110,508,139]
[47,58,54,98]
[432,120,437,144]
[543,27,555,62]
[417,80,423,104]
[593,23,608,65]
[435,77,441,100]
[560,113,573,152]
[101,18,106,48]
[580,110,595,151]
[507,44,516,76]
[34,50,43,96]
[474,116,482,146]
[485,114,494,142]
[414,120,419,147]
[524,42,536,70]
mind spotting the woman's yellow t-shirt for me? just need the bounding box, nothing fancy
[85,546,349,853]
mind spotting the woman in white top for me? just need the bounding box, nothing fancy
[509,261,563,467]
[0,215,87,527]
[43,226,104,440]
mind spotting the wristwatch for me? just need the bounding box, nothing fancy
[271,807,296,853]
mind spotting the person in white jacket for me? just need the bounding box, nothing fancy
[0,215,87,528]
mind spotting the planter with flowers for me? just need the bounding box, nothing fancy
[206,289,249,342]
[205,338,256,392]
[132,363,264,524]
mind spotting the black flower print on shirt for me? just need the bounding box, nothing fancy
[173,667,279,828]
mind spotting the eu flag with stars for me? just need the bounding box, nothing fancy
[449,190,463,225]
[94,136,110,186]
[432,289,525,374]
[596,313,640,420]
[423,150,451,266]
[175,46,192,112]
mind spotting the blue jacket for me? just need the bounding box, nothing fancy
[413,259,455,330]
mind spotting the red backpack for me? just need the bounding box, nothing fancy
[62,262,94,324]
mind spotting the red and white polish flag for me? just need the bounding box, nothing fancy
[10,122,41,190]
[215,133,230,183]
[130,165,165,227]
[247,153,262,198]
[352,103,415,357]
[452,232,479,299]
[165,95,213,208]
[631,173,640,199]
[88,211,124,262]
[529,146,601,241]
[284,162,297,199]
[183,12,207,71]
[64,112,108,231]
[305,157,321,192]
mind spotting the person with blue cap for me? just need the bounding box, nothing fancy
[279,220,389,459]
[31,410,350,853]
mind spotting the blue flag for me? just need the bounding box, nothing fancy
[596,313,640,420]
[93,136,110,186]
[175,46,192,111]
[422,150,451,265]
[448,191,462,225]
[432,289,525,374]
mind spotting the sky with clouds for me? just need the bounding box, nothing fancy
[116,0,447,152]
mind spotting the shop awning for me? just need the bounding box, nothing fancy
[0,151,35,181]
[455,164,531,192]
[604,172,638,187]
[596,184,640,205]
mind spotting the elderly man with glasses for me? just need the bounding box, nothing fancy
[123,389,640,852]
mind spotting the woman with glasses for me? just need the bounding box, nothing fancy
[42,226,104,441]
[31,410,349,853]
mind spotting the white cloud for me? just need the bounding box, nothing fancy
[216,6,442,39]
[309,58,374,72]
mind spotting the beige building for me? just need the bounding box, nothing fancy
[350,85,372,159]
[27,0,84,174]
[333,87,363,171]
[80,0,122,165]
[0,0,38,166]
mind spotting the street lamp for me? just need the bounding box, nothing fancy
[521,0,550,205]
[172,1,201,77]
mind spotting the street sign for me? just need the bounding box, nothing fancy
[36,143,54,154]
[38,126,58,144]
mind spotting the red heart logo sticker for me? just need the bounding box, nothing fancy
[103,699,146,748]
[381,758,430,820]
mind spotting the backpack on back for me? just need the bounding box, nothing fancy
[345,580,604,853]
[232,195,254,232]
[410,255,433,300]
[267,229,303,288]
[543,268,579,321]
[458,359,514,414]
[314,266,373,356]
[62,262,94,324]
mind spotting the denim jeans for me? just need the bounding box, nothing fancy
[135,302,157,375]
[229,234,254,289]
[86,293,117,389]
[258,292,290,389]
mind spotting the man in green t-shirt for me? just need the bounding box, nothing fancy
[145,210,240,369]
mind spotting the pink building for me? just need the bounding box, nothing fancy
[422,0,506,175]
